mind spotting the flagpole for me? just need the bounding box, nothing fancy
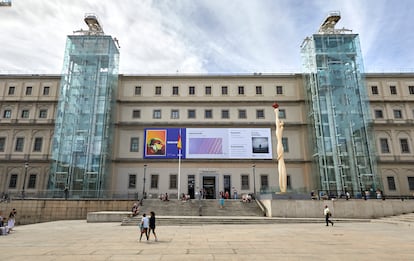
[177,128,182,200]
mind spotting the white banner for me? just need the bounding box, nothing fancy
[185,128,273,159]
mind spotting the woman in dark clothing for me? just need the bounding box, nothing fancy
[148,211,158,241]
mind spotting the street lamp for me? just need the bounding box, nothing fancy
[252,164,256,196]
[22,162,29,199]
[142,164,147,200]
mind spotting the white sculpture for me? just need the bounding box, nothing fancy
[273,102,287,193]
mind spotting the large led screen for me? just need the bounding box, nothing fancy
[185,128,272,159]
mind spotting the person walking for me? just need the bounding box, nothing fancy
[7,208,17,231]
[139,213,149,242]
[148,211,158,241]
[324,205,334,226]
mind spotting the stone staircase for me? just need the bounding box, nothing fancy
[121,199,265,226]
[371,213,414,227]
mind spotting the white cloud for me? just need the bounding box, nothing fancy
[0,0,413,74]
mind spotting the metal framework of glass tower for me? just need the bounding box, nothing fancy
[48,14,119,198]
[301,12,381,195]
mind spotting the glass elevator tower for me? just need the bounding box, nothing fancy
[48,14,119,198]
[301,12,380,195]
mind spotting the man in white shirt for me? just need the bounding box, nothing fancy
[324,205,334,226]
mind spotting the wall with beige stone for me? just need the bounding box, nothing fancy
[265,199,414,218]
[0,199,133,225]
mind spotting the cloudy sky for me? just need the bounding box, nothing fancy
[1,0,413,74]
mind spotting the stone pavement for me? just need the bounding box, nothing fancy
[0,218,413,261]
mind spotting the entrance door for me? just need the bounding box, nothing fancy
[224,175,231,198]
[203,176,216,199]
[187,175,195,199]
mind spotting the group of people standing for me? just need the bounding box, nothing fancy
[139,211,157,242]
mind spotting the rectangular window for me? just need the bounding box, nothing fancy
[15,137,24,152]
[282,137,289,152]
[256,109,264,119]
[3,109,11,118]
[393,110,402,119]
[153,110,161,119]
[241,175,249,190]
[221,86,228,95]
[33,137,42,152]
[188,109,196,119]
[171,110,179,119]
[371,86,379,95]
[169,174,177,189]
[276,86,283,95]
[400,138,410,153]
[172,86,179,96]
[279,109,286,119]
[205,109,212,119]
[130,137,139,152]
[21,110,29,118]
[9,174,17,189]
[189,86,195,95]
[0,137,5,152]
[374,110,383,118]
[43,86,50,95]
[409,86,414,95]
[380,138,390,153]
[8,86,15,95]
[260,175,269,190]
[238,109,247,119]
[205,86,212,95]
[390,85,397,95]
[28,174,37,189]
[134,86,142,95]
[150,174,159,189]
[26,86,32,95]
[256,86,262,95]
[387,176,396,191]
[221,110,229,119]
[238,86,244,95]
[128,174,136,189]
[155,86,162,95]
[132,110,141,119]
[39,110,48,118]
[408,177,414,191]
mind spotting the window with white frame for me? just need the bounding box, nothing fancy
[3,109,11,118]
[153,110,161,119]
[130,137,139,152]
[171,110,179,119]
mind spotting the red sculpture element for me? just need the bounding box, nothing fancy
[272,102,279,109]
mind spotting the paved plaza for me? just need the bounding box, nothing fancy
[0,219,413,261]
